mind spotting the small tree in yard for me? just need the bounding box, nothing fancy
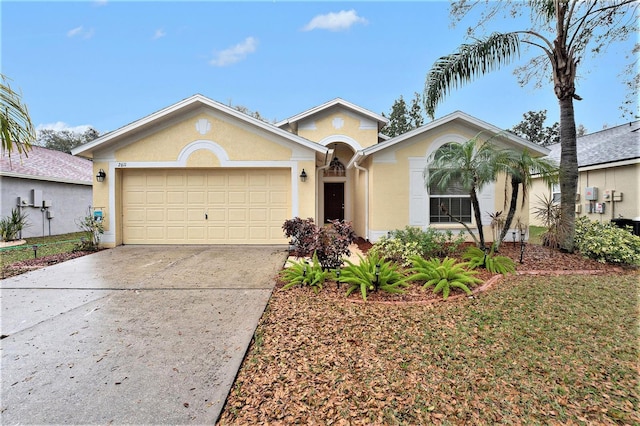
[75,212,104,251]
[426,134,502,249]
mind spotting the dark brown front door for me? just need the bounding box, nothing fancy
[324,182,344,222]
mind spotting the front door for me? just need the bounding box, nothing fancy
[324,182,344,222]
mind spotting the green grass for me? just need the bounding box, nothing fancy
[0,232,88,266]
[528,225,545,245]
[219,273,640,425]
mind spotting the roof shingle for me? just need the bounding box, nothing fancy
[0,146,93,183]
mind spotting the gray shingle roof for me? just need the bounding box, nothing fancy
[545,121,640,167]
[0,146,93,183]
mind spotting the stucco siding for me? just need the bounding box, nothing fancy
[0,176,92,238]
[297,109,378,149]
[114,113,291,163]
[531,163,639,227]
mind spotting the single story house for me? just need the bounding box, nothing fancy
[530,120,640,226]
[72,95,549,248]
[0,146,93,239]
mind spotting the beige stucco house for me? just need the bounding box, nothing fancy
[72,95,548,248]
[530,121,639,227]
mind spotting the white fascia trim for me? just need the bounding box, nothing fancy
[318,134,363,151]
[73,94,327,157]
[0,172,92,186]
[276,98,388,129]
[360,110,549,160]
[578,158,640,172]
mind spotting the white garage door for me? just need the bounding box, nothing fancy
[122,168,290,244]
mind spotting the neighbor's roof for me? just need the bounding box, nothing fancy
[544,120,640,168]
[0,146,93,185]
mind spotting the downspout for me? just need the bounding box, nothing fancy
[353,151,369,241]
[315,148,335,221]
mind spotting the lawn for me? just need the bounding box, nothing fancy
[218,273,639,425]
[0,232,89,278]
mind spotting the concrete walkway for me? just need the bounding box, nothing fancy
[0,245,287,425]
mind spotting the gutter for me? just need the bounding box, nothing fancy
[352,151,369,241]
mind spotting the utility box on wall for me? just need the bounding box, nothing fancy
[585,187,598,201]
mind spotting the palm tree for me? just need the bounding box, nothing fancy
[424,1,637,252]
[1,74,35,159]
[494,150,558,250]
[427,134,500,249]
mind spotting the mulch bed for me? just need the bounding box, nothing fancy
[1,251,97,279]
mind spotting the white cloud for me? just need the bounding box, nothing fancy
[93,0,108,6]
[37,122,93,134]
[302,9,368,32]
[67,26,95,39]
[209,37,258,67]
[152,29,166,40]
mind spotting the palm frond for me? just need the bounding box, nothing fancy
[424,32,521,118]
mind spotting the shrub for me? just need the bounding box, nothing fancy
[341,252,407,301]
[282,217,356,270]
[405,256,482,300]
[389,226,465,258]
[75,213,104,251]
[281,252,328,294]
[462,245,516,275]
[368,237,420,267]
[282,217,317,255]
[574,216,640,266]
[0,208,29,241]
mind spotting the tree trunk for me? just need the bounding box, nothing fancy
[496,179,520,250]
[558,96,578,252]
[470,189,486,249]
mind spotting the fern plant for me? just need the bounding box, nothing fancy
[341,252,406,301]
[405,256,482,300]
[462,246,516,275]
[281,252,328,294]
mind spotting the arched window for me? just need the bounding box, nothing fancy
[324,157,345,177]
[428,144,472,223]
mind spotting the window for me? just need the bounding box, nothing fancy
[551,183,561,204]
[428,145,471,223]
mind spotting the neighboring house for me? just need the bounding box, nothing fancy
[530,121,640,226]
[0,146,93,238]
[71,94,548,248]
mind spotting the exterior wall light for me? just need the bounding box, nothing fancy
[96,169,106,182]
[299,169,307,182]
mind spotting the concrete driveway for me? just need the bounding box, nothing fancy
[0,245,287,425]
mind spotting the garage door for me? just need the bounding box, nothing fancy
[122,168,290,244]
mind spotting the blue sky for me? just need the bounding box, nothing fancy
[2,1,637,137]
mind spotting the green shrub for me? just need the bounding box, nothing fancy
[341,252,407,301]
[405,256,482,300]
[389,226,465,258]
[575,217,640,266]
[281,252,329,294]
[0,208,29,241]
[462,245,516,275]
[75,213,104,251]
[368,237,420,267]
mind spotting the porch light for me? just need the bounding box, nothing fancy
[299,169,307,182]
[96,169,106,182]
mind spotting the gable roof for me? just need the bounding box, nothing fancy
[1,146,93,185]
[544,120,639,168]
[275,98,388,132]
[72,94,328,158]
[353,110,549,162]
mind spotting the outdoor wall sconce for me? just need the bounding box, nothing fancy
[96,169,106,182]
[299,169,307,182]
